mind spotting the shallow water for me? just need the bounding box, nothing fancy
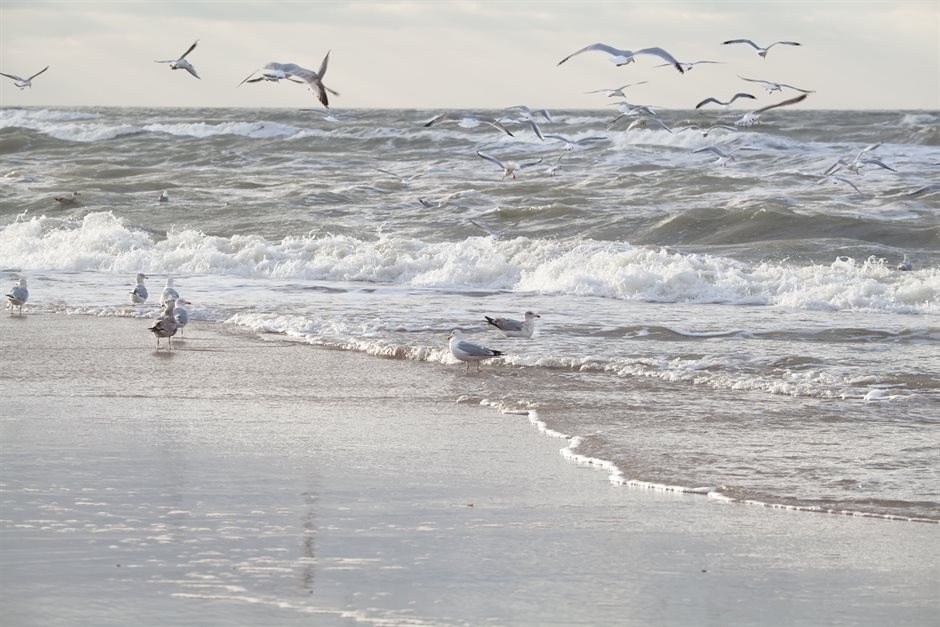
[1,105,938,521]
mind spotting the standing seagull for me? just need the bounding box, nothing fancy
[174,298,192,336]
[239,52,338,108]
[130,273,149,304]
[447,330,505,373]
[155,41,201,79]
[722,39,801,58]
[484,311,541,338]
[161,277,180,306]
[557,43,685,73]
[0,66,49,89]
[149,299,179,350]
[6,278,28,314]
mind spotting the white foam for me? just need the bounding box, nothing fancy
[3,212,936,317]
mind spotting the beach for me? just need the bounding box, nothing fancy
[1,312,937,627]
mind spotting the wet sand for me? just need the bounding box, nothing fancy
[1,313,937,626]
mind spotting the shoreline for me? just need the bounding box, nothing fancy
[2,313,938,626]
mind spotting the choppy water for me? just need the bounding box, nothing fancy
[1,105,938,522]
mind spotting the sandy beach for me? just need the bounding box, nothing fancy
[1,313,938,626]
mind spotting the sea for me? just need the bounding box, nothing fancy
[1,105,938,523]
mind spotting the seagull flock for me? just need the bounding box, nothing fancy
[3,35,930,361]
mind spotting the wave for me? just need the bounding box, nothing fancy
[2,212,936,315]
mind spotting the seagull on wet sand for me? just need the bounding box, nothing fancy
[722,39,801,57]
[174,298,192,336]
[149,299,179,350]
[477,151,543,179]
[239,52,338,108]
[558,43,685,73]
[738,76,814,94]
[735,93,808,127]
[695,93,756,109]
[6,278,28,314]
[155,41,201,79]
[423,112,514,136]
[130,273,149,304]
[0,65,49,89]
[448,329,505,372]
[484,311,541,338]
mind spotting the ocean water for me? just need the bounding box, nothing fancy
[1,105,938,523]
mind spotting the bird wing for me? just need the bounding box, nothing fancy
[455,339,501,357]
[723,39,760,50]
[695,97,721,109]
[634,47,684,73]
[754,93,807,114]
[0,71,25,81]
[486,316,524,332]
[518,158,544,170]
[317,50,331,79]
[27,66,50,81]
[768,41,801,48]
[693,146,725,157]
[477,151,506,169]
[181,63,200,79]
[777,82,814,93]
[179,40,198,60]
[737,76,770,87]
[557,43,630,66]
[729,92,756,102]
[860,158,896,172]
[519,119,544,140]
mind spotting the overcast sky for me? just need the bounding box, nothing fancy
[1,1,937,111]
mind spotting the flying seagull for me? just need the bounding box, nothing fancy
[695,92,756,109]
[735,93,808,127]
[239,52,338,108]
[155,41,200,79]
[738,76,814,94]
[824,143,896,176]
[557,43,685,73]
[504,105,552,122]
[693,145,758,167]
[424,112,514,136]
[678,123,738,138]
[477,151,543,179]
[0,65,49,89]
[653,60,723,72]
[584,81,648,98]
[722,39,801,58]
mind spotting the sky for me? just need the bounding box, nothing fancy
[0,1,938,111]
